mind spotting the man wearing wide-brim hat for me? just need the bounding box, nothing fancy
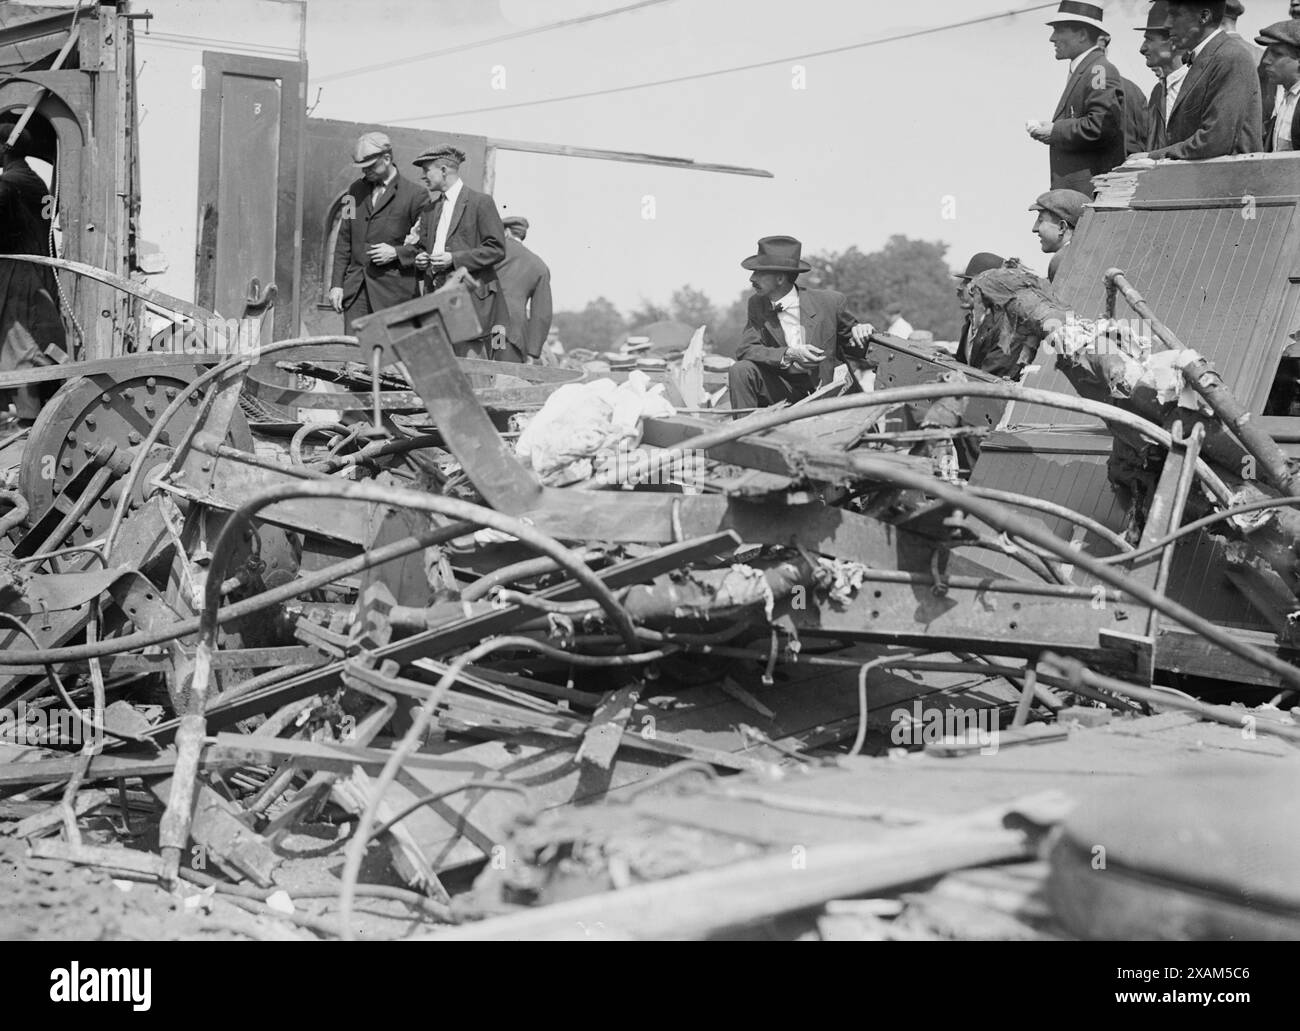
[328,131,433,333]
[728,236,875,410]
[1131,0,1262,162]
[400,144,509,359]
[1027,2,1126,194]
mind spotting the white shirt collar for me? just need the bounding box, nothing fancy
[1191,26,1223,60]
[1165,64,1188,86]
[1069,44,1102,74]
[773,287,799,312]
[1281,80,1300,99]
[441,177,464,207]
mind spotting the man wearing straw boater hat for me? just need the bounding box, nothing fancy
[728,235,875,410]
[1026,2,1127,194]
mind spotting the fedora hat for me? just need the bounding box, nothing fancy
[1046,1,1107,32]
[1134,1,1172,31]
[740,235,812,274]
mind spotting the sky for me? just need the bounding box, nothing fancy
[302,0,1280,314]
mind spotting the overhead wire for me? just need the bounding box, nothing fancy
[381,2,1060,122]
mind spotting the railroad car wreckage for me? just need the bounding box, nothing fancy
[2,5,1300,942]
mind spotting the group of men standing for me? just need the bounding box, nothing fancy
[329,133,552,363]
[1030,0,1300,186]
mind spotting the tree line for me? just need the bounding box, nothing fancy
[553,235,967,356]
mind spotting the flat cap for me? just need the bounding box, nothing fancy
[1029,189,1091,228]
[954,251,1005,280]
[413,144,467,168]
[1256,19,1300,49]
[352,131,392,167]
[502,215,530,232]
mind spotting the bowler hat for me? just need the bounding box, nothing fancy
[1046,1,1106,32]
[740,235,812,274]
[954,251,1005,280]
[413,144,467,168]
[1256,19,1300,50]
[1030,189,1091,228]
[503,215,530,233]
[352,131,392,167]
[1134,1,1172,31]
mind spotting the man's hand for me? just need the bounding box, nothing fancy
[850,322,875,345]
[413,252,431,271]
[1026,120,1053,144]
[788,341,825,366]
[367,243,397,265]
[428,251,454,272]
[328,287,344,313]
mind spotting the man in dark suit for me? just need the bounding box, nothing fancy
[1137,0,1263,160]
[403,145,507,358]
[727,236,874,410]
[953,252,1008,373]
[1119,72,1152,156]
[0,118,65,423]
[1257,19,1300,151]
[1028,2,1126,194]
[495,216,553,363]
[1136,2,1187,150]
[329,131,431,333]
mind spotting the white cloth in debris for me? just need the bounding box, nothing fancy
[514,371,677,486]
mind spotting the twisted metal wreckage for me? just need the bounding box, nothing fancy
[3,232,1300,937]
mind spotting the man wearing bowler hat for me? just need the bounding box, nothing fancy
[953,252,1007,372]
[329,131,432,333]
[1257,19,1300,151]
[403,144,508,358]
[1027,2,1126,194]
[728,236,875,411]
[1136,2,1187,150]
[1132,0,1262,161]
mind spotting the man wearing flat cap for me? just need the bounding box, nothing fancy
[1257,19,1300,150]
[1131,0,1262,161]
[329,131,432,332]
[953,252,1010,373]
[1027,2,1126,194]
[1030,189,1090,283]
[402,144,508,358]
[728,236,875,410]
[495,215,553,363]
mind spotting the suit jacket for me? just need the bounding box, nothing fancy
[1263,85,1300,153]
[496,236,553,358]
[1048,49,1126,194]
[1149,31,1262,160]
[1147,78,1169,151]
[330,172,431,310]
[400,183,507,333]
[735,286,860,388]
[1120,76,1150,157]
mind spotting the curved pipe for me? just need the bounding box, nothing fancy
[631,381,1235,507]
[102,335,358,559]
[848,454,1300,691]
[0,488,29,536]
